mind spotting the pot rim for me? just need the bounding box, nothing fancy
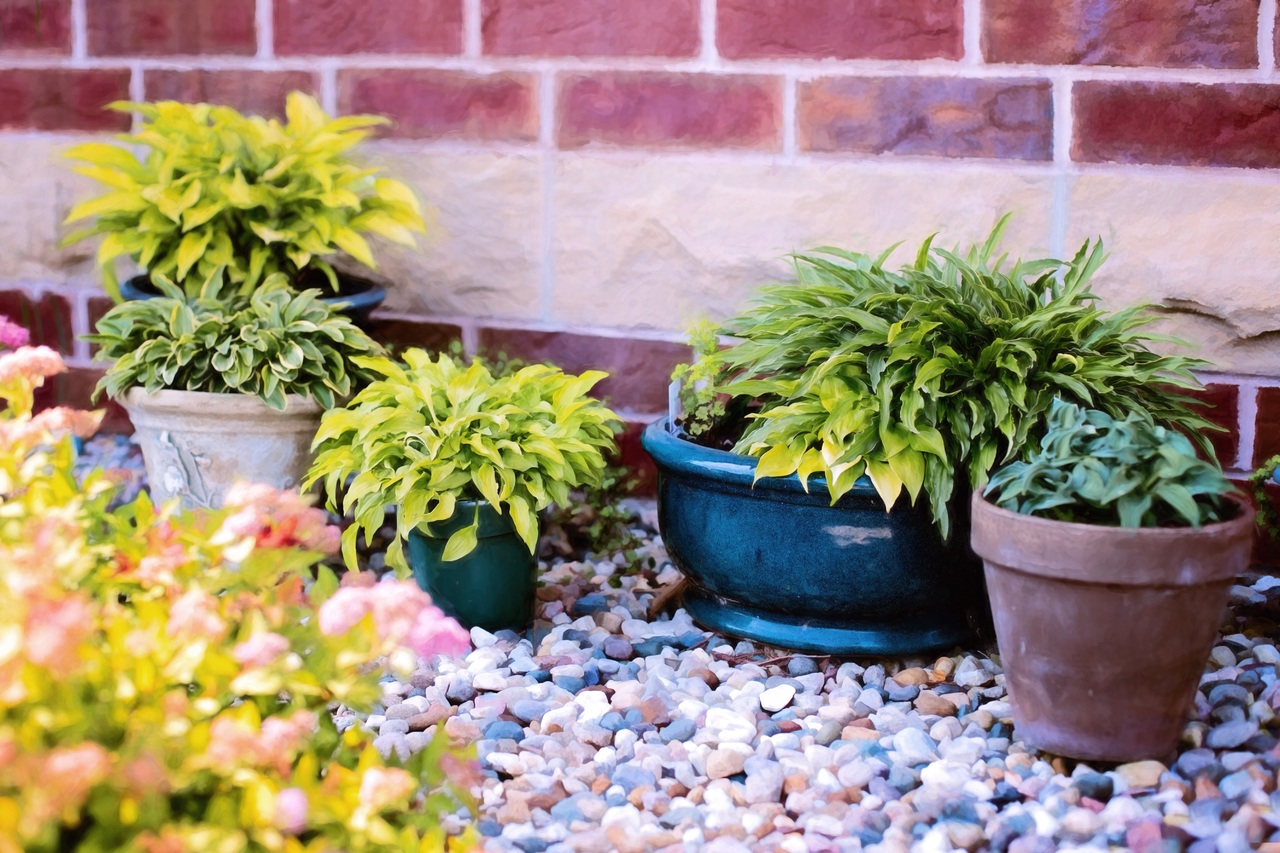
[641,416,880,499]
[123,386,324,417]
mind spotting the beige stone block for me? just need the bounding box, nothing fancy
[551,156,1054,331]
[0,134,100,285]
[1068,171,1280,374]
[362,146,542,321]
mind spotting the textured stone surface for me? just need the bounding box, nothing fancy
[1074,82,1280,169]
[552,156,1052,329]
[362,147,542,321]
[1067,171,1280,375]
[87,0,256,56]
[475,328,690,412]
[274,0,463,55]
[0,69,131,131]
[0,137,101,285]
[718,0,962,60]
[0,0,71,53]
[983,0,1259,67]
[338,70,538,142]
[557,72,781,150]
[143,70,318,117]
[798,76,1052,161]
[481,0,698,57]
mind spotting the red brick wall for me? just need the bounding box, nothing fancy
[4,0,1280,513]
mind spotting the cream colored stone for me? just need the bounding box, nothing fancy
[552,156,1054,330]
[0,134,102,286]
[362,145,542,321]
[1068,171,1280,374]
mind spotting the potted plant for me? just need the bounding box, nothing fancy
[972,400,1251,761]
[88,284,382,509]
[62,91,426,324]
[305,349,621,632]
[644,218,1216,655]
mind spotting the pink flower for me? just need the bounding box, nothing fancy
[0,315,28,350]
[317,579,469,659]
[0,345,65,386]
[25,594,92,675]
[274,788,309,834]
[167,588,226,640]
[232,632,290,668]
[29,406,102,439]
[358,767,415,811]
[214,483,340,555]
[43,743,111,805]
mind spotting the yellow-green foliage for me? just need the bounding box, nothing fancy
[306,350,622,573]
[63,92,426,301]
[0,342,477,852]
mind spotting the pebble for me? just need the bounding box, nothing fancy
[759,684,796,712]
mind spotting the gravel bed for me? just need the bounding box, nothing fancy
[82,439,1280,851]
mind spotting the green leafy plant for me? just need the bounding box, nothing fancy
[305,349,623,572]
[684,216,1215,538]
[984,399,1237,527]
[672,321,726,439]
[1250,455,1280,540]
[63,92,426,300]
[88,284,383,410]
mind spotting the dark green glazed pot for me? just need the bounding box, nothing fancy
[406,501,537,633]
[641,418,985,655]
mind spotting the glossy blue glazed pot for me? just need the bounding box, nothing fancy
[642,418,985,655]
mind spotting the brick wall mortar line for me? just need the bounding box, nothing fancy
[1237,379,1261,470]
[257,0,275,59]
[700,0,719,68]
[962,0,982,66]
[319,62,338,115]
[463,0,483,59]
[128,63,144,128]
[1261,0,1276,74]
[70,289,90,361]
[1200,371,1280,387]
[781,74,797,159]
[69,0,87,61]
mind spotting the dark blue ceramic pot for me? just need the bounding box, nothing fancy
[642,418,986,655]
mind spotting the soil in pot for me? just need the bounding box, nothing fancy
[971,491,1254,762]
[407,501,537,633]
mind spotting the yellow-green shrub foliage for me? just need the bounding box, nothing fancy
[0,340,477,852]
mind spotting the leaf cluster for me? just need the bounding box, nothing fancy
[672,321,726,438]
[984,399,1236,527]
[89,285,383,410]
[695,216,1215,538]
[63,92,425,300]
[305,350,622,571]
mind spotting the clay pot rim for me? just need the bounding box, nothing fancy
[970,488,1253,541]
[122,387,324,417]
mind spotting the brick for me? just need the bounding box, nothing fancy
[364,315,462,355]
[798,77,1052,161]
[718,0,962,60]
[476,327,690,412]
[481,0,698,57]
[1254,387,1280,468]
[1074,82,1280,169]
[558,73,781,151]
[0,0,71,53]
[984,0,1258,68]
[32,366,132,434]
[615,419,657,496]
[87,0,256,56]
[0,69,131,131]
[338,70,537,141]
[144,70,317,118]
[1184,382,1240,467]
[274,0,462,55]
[0,289,73,354]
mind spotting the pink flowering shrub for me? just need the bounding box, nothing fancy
[0,315,27,350]
[0,344,478,852]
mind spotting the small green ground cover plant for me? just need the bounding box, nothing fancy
[0,333,476,852]
[63,92,425,300]
[984,399,1238,527]
[306,349,622,572]
[679,216,1215,537]
[88,285,382,410]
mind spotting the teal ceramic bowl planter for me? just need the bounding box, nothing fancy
[642,418,985,656]
[407,501,537,633]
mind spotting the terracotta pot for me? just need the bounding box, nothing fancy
[970,490,1254,762]
[124,388,323,510]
